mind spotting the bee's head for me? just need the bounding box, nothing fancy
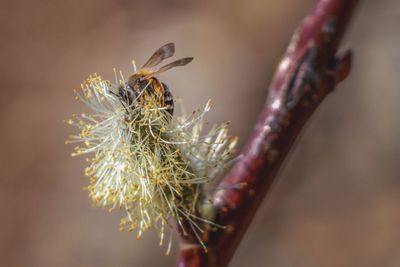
[116,74,152,109]
[117,83,137,107]
[128,74,151,93]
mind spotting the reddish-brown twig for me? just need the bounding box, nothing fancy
[178,0,358,266]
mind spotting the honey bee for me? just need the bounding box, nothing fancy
[117,43,193,115]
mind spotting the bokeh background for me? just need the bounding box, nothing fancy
[1,0,400,266]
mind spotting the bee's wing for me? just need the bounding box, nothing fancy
[152,57,194,75]
[141,43,175,69]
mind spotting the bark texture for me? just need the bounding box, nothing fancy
[178,0,359,266]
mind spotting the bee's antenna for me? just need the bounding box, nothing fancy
[108,90,119,98]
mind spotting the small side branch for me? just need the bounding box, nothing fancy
[178,0,358,266]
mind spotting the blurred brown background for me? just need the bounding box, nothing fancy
[1,0,400,266]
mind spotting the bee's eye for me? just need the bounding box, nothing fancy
[118,87,126,97]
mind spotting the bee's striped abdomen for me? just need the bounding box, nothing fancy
[162,82,174,115]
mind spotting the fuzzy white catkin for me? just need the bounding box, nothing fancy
[66,73,236,254]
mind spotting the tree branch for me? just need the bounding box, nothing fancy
[178,0,359,266]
